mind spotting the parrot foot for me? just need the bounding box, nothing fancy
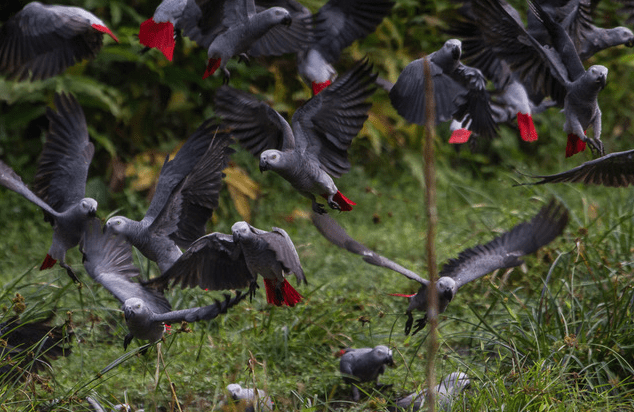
[248,281,259,302]
[222,68,231,85]
[60,262,81,284]
[312,200,327,215]
[237,53,250,64]
[586,137,605,156]
[404,312,414,335]
[411,316,428,335]
[123,333,133,350]
[327,198,341,211]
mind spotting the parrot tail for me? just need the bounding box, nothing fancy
[203,58,221,79]
[91,24,119,42]
[389,293,415,298]
[138,19,174,61]
[311,80,331,95]
[40,254,57,270]
[566,133,587,158]
[332,191,356,211]
[263,278,303,307]
[517,112,538,142]
[448,128,471,144]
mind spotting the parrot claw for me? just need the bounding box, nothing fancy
[327,199,341,211]
[411,316,428,335]
[237,53,250,64]
[222,68,231,85]
[248,281,259,302]
[404,312,414,335]
[60,262,81,284]
[123,333,133,350]
[312,201,327,215]
[587,138,604,156]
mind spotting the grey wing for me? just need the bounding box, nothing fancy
[0,160,58,217]
[293,59,377,178]
[311,0,395,63]
[249,0,315,56]
[143,118,218,224]
[80,218,172,314]
[523,149,634,187]
[0,3,104,81]
[214,85,295,154]
[143,232,254,291]
[470,0,570,105]
[389,57,467,125]
[310,212,425,284]
[451,64,497,138]
[168,130,235,248]
[528,0,585,81]
[181,0,247,47]
[151,291,246,323]
[32,93,93,213]
[442,199,569,289]
[264,228,306,284]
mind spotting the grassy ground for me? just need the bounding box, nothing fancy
[2,121,634,411]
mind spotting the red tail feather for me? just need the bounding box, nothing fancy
[448,128,471,144]
[311,80,331,95]
[322,191,356,212]
[91,24,119,42]
[566,133,587,158]
[517,112,538,142]
[202,58,221,79]
[389,293,415,298]
[40,254,57,270]
[263,278,303,307]
[139,19,175,61]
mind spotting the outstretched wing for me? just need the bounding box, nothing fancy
[311,0,395,63]
[442,198,568,289]
[389,56,468,125]
[180,0,249,48]
[522,149,634,186]
[214,85,296,154]
[80,218,172,314]
[143,232,253,291]
[292,59,377,178]
[249,0,315,56]
[32,92,94,213]
[0,3,107,81]
[143,118,218,225]
[151,291,246,323]
[0,160,58,217]
[264,227,306,284]
[311,212,425,284]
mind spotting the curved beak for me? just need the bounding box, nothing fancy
[282,15,292,27]
[451,44,461,60]
[124,306,133,320]
[259,158,269,172]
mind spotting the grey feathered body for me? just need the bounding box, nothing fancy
[47,202,97,262]
[563,73,603,137]
[340,346,393,383]
[275,150,337,201]
[120,219,184,274]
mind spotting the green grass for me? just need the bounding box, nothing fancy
[2,134,634,411]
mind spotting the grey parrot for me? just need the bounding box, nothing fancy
[389,39,497,144]
[249,0,394,95]
[395,198,569,335]
[0,2,118,81]
[0,315,73,382]
[468,0,608,157]
[339,345,395,402]
[391,372,470,412]
[176,0,313,81]
[104,122,233,274]
[80,218,246,349]
[310,211,425,283]
[214,59,376,213]
[144,221,306,307]
[0,93,97,282]
[226,383,274,412]
[520,148,634,187]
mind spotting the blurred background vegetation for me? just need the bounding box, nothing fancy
[2,0,634,410]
